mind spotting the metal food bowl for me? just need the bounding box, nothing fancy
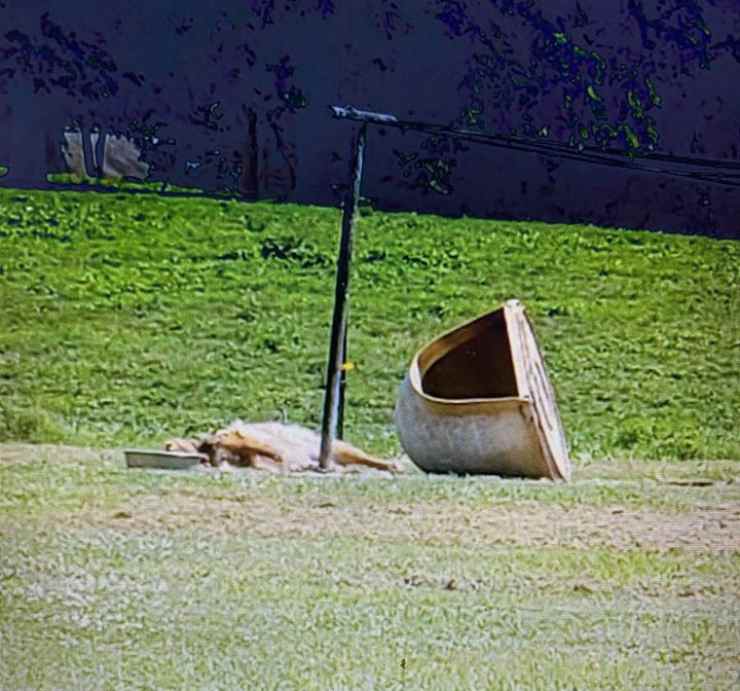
[124,449,205,471]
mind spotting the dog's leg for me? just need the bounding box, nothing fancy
[331,440,399,472]
[217,431,285,467]
[164,438,198,453]
[250,455,284,473]
[164,438,209,462]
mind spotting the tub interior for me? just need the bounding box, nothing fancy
[420,310,519,400]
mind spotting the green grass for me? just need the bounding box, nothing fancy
[1,185,738,689]
[1,447,739,690]
[0,186,737,461]
[46,172,206,194]
[3,532,736,690]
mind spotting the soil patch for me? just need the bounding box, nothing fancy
[2,443,738,554]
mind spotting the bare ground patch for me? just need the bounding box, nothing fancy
[59,491,737,554]
[0,443,115,466]
[2,443,739,554]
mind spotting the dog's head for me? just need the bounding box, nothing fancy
[196,432,241,467]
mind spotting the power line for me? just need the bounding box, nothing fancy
[330,106,740,188]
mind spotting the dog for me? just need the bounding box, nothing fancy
[165,420,401,474]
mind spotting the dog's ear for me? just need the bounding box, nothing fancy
[197,433,218,449]
[196,434,222,466]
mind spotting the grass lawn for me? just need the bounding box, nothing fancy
[0,186,738,689]
[0,186,737,460]
[1,446,738,689]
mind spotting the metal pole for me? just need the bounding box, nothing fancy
[318,123,367,469]
[337,326,348,439]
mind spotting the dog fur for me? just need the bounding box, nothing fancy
[165,420,400,474]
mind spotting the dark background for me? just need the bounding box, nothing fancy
[1,1,738,237]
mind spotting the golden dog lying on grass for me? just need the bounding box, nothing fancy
[165,420,401,474]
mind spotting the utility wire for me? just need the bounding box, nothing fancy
[330,106,740,189]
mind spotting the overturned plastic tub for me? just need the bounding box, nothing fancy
[394,300,571,481]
